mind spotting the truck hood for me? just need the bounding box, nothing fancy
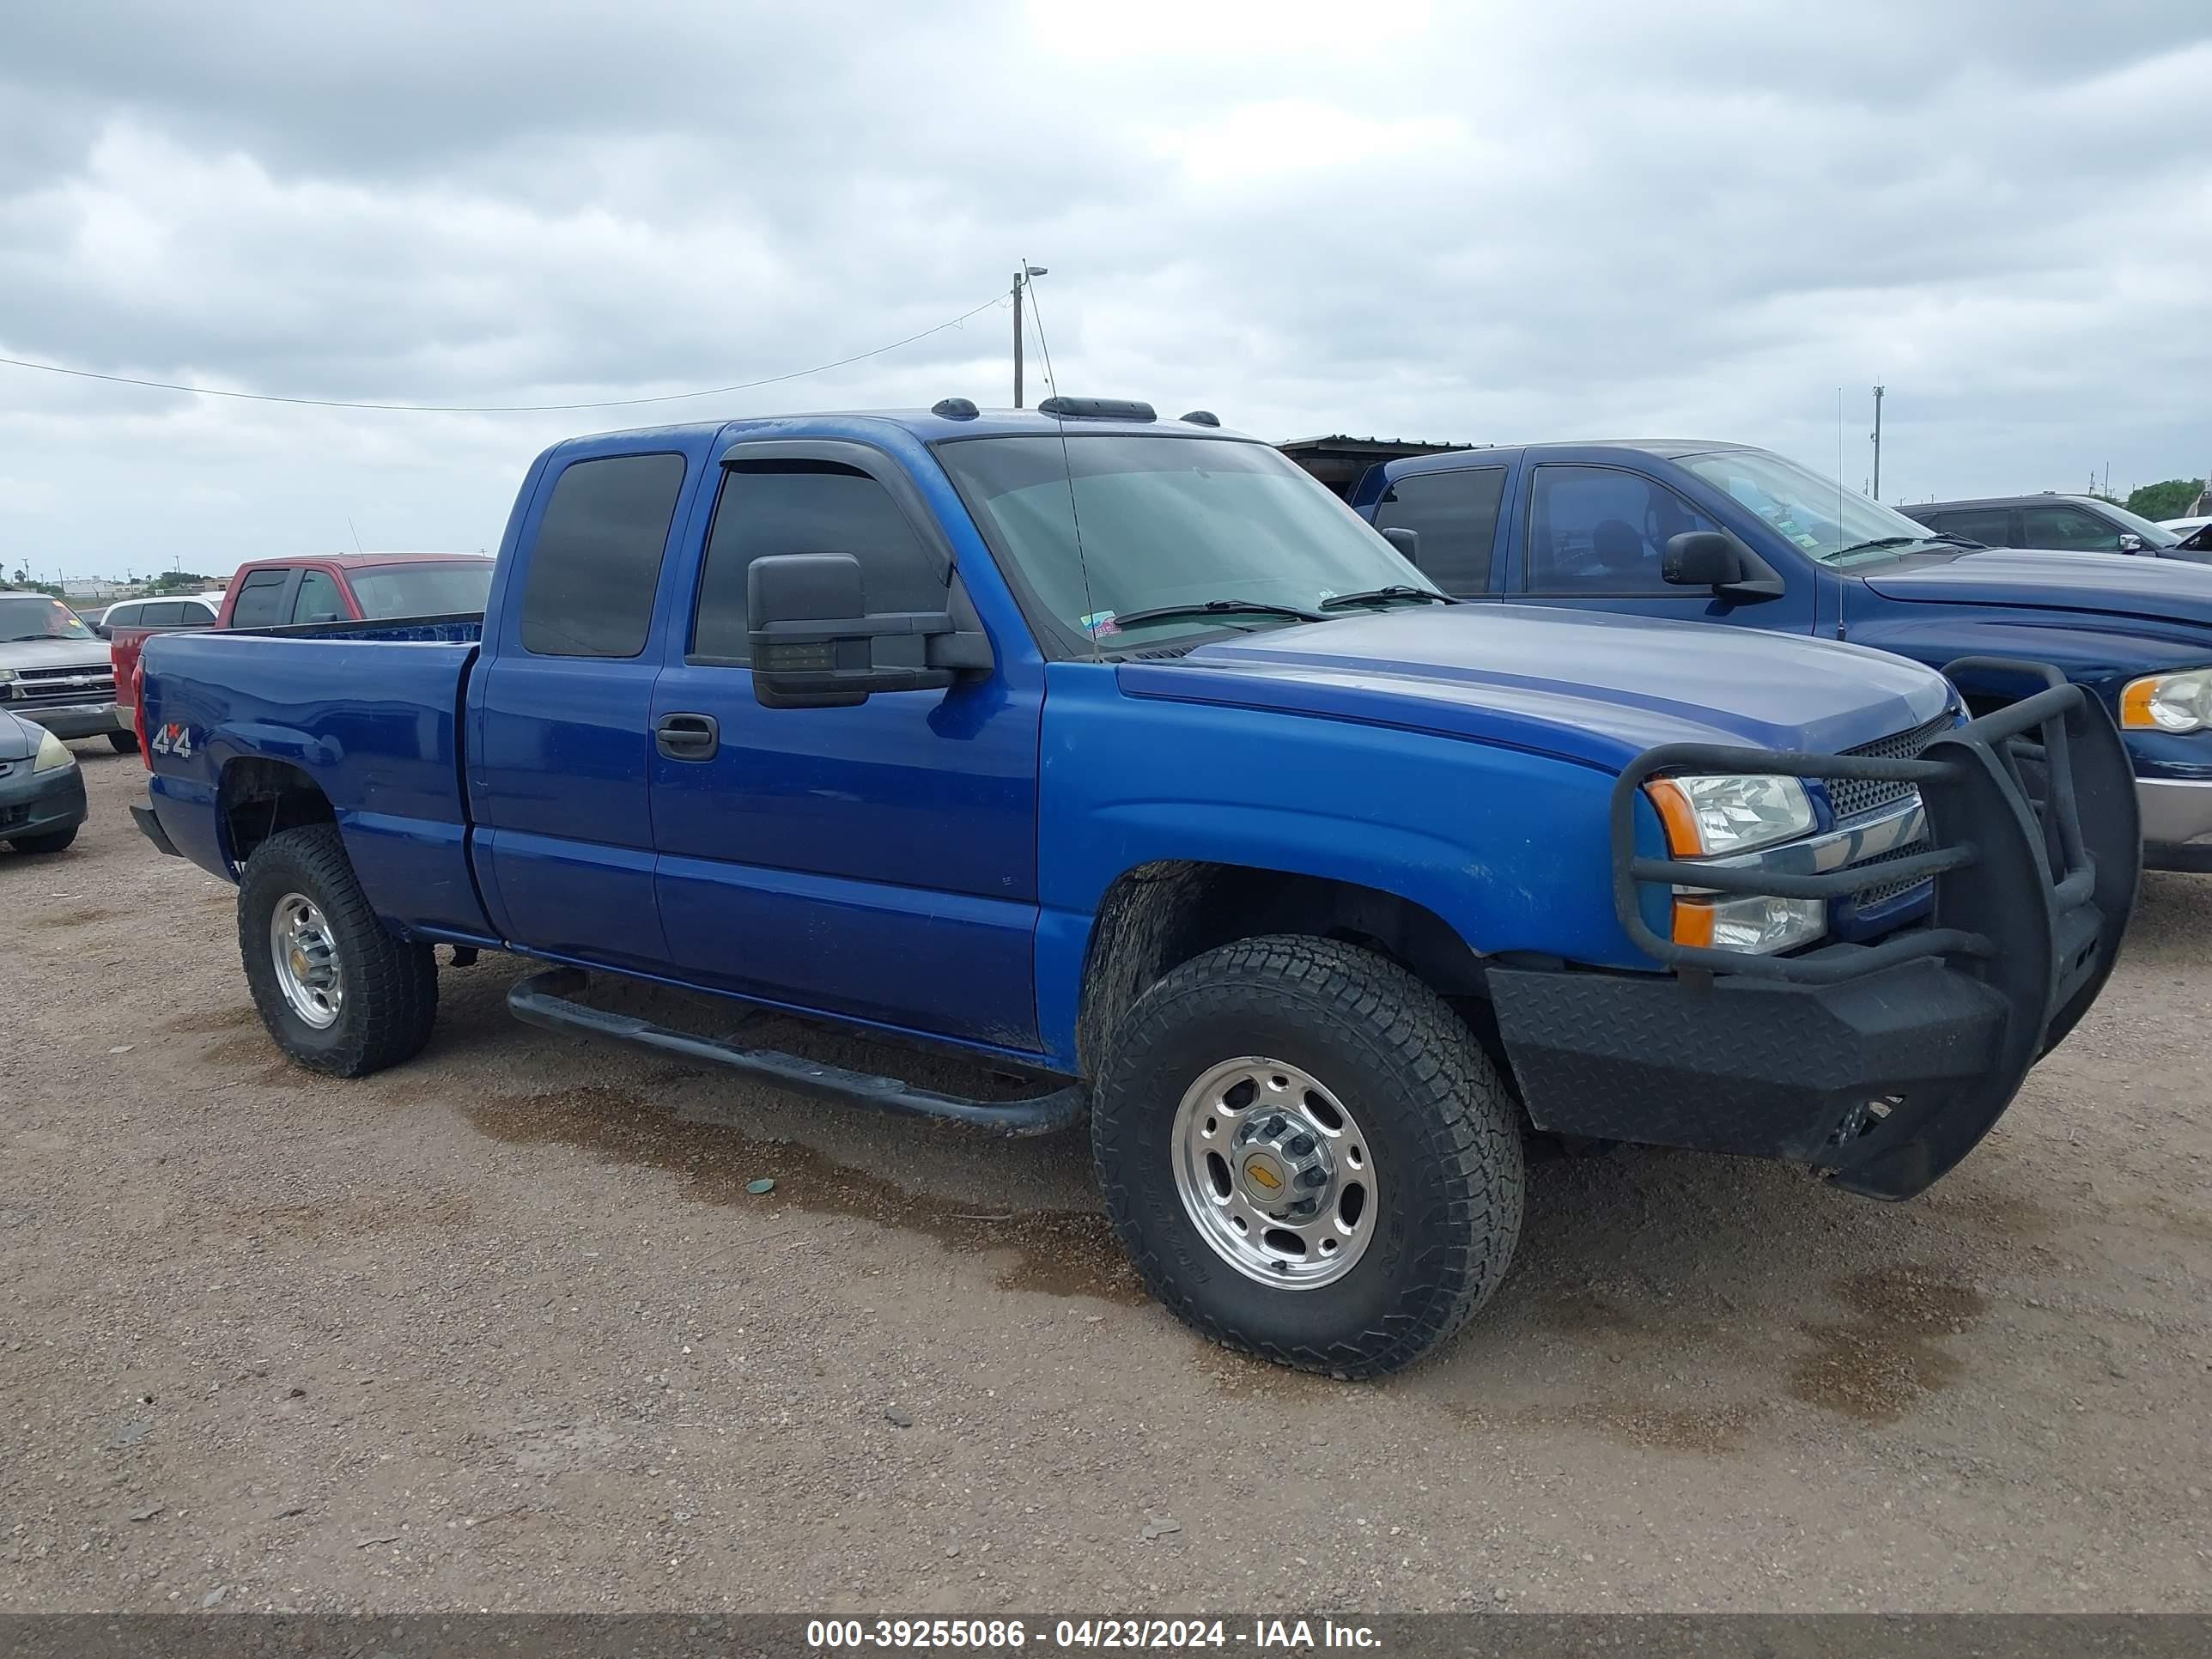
[1863,549,2212,628]
[0,637,112,673]
[1115,605,1952,772]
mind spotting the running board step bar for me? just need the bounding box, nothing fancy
[506,967,1087,1137]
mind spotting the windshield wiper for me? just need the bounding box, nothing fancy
[1318,586,1458,611]
[1917,532,1985,549]
[1104,599,1328,630]
[1829,536,1924,557]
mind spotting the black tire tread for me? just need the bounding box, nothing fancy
[1093,934,1523,1378]
[238,823,437,1077]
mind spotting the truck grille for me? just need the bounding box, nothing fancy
[7,664,115,709]
[1824,711,1954,823]
[1843,838,1936,909]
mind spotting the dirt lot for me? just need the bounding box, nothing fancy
[3,744,2209,1614]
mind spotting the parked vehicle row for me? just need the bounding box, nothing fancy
[106,553,490,744]
[129,400,2142,1377]
[1349,442,2212,873]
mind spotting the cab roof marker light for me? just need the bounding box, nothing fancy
[1036,397,1157,422]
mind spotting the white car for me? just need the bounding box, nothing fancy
[92,592,226,640]
[2160,514,2212,552]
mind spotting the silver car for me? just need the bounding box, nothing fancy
[0,591,130,750]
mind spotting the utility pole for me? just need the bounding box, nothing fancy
[1012,264,1047,407]
[1869,385,1885,501]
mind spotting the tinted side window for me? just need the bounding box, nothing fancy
[2021,504,2120,551]
[138,602,185,626]
[691,461,944,663]
[176,601,216,628]
[1925,508,2014,546]
[105,604,143,629]
[1372,467,1506,593]
[520,453,688,659]
[1523,465,1722,594]
[292,569,345,623]
[229,570,291,628]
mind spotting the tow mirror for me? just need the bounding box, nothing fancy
[1380,526,1421,562]
[746,553,992,710]
[1662,531,1785,601]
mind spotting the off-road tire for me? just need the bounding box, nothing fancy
[1092,934,1524,1377]
[107,730,141,754]
[238,823,438,1077]
[8,824,79,855]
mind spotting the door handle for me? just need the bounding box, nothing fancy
[655,712,720,761]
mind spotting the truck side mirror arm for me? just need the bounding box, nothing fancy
[745,552,994,709]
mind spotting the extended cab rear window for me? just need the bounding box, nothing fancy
[520,453,687,658]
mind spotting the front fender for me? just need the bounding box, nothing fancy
[1032,663,1633,1069]
[1847,611,2212,782]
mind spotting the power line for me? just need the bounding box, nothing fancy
[0,293,1010,414]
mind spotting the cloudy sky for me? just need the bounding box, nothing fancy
[3,0,2208,580]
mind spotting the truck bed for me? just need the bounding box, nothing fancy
[140,620,492,939]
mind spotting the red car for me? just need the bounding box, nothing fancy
[117,554,492,760]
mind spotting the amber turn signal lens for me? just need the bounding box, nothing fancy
[1671,897,1717,948]
[1646,778,1705,857]
[2120,678,2159,729]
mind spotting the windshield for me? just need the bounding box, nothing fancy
[1678,448,1941,565]
[935,434,1437,645]
[349,561,494,620]
[0,595,96,643]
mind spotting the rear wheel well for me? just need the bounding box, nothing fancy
[1075,860,1486,1076]
[219,758,336,871]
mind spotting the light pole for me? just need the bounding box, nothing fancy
[1870,385,1885,500]
[1012,264,1048,407]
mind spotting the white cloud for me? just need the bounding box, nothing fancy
[0,1,2207,575]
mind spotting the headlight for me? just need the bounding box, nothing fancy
[1645,774,1816,856]
[2121,670,2212,733]
[0,666,17,683]
[1672,893,1827,956]
[32,725,75,773]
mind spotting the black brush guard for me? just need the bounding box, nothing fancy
[1490,659,2140,1199]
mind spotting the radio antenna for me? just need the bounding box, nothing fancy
[1024,260,1099,659]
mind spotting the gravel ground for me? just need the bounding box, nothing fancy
[3,744,2209,1613]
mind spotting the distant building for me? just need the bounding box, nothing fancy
[1277,434,1481,499]
[61,578,135,599]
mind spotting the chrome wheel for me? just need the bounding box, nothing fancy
[269,891,343,1030]
[1170,1056,1378,1289]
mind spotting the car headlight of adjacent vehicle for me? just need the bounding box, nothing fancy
[0,665,18,684]
[32,725,76,773]
[1644,773,1826,956]
[2120,669,2212,733]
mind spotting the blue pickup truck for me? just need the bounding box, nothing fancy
[1341,441,2212,871]
[135,401,2138,1376]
